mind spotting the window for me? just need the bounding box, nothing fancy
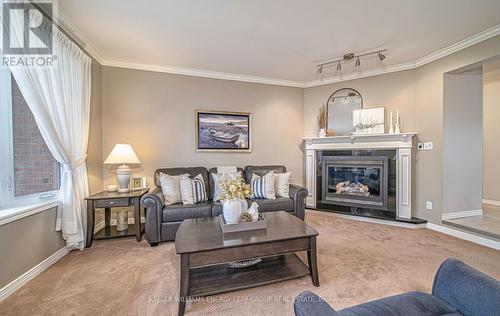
[0,68,60,209]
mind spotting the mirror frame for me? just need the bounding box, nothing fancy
[326,88,363,134]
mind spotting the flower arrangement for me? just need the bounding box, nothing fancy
[217,175,251,201]
[317,104,326,130]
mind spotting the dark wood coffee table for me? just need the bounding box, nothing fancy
[175,211,319,316]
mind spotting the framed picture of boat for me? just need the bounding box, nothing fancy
[195,110,251,152]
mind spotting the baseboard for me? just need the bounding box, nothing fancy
[442,209,483,220]
[306,209,426,229]
[482,199,500,207]
[0,246,69,303]
[426,223,500,250]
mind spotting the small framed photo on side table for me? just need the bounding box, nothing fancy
[130,177,147,191]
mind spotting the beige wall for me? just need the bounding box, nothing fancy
[483,58,500,202]
[304,35,500,223]
[0,207,65,289]
[442,73,482,213]
[101,67,305,187]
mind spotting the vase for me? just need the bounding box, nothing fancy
[318,128,326,137]
[223,199,246,224]
[116,209,128,231]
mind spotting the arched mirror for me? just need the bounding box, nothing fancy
[326,88,363,136]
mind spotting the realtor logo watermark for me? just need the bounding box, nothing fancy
[1,0,57,67]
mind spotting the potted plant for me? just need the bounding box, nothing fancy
[218,176,251,224]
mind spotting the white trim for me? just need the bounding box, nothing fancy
[442,209,483,220]
[0,200,58,226]
[75,24,500,87]
[102,59,306,88]
[426,222,500,250]
[0,247,69,303]
[482,199,500,207]
[306,209,426,229]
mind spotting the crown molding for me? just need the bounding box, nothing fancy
[101,59,305,87]
[56,12,106,64]
[58,16,499,88]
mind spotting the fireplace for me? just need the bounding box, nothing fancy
[321,156,388,210]
[304,133,419,221]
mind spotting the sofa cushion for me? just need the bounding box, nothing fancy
[154,167,209,189]
[337,291,461,316]
[249,197,293,212]
[162,201,212,222]
[244,165,286,184]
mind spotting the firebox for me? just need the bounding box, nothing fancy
[321,156,389,210]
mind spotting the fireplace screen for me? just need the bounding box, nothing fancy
[322,156,388,210]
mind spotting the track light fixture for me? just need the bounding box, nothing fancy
[317,65,323,75]
[316,49,387,75]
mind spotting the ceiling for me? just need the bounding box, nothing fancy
[59,0,500,86]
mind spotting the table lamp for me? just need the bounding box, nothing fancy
[104,144,141,193]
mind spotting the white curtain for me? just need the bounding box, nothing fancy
[3,11,92,249]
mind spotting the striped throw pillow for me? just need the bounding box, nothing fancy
[180,174,208,205]
[250,171,276,200]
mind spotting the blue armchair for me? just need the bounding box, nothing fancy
[294,258,500,316]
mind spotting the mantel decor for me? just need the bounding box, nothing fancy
[195,110,251,152]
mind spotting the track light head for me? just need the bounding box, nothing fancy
[317,65,323,74]
[378,51,386,61]
[336,61,342,71]
[355,57,360,67]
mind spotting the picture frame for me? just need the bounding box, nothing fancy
[352,106,385,135]
[195,110,251,152]
[130,177,146,191]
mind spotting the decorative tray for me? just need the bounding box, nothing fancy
[218,214,267,233]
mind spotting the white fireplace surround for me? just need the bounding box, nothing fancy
[303,133,417,219]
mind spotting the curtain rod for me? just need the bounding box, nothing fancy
[29,1,95,61]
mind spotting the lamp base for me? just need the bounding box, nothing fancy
[116,164,132,193]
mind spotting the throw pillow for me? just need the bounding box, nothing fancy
[212,172,241,202]
[159,173,182,205]
[250,171,276,199]
[180,174,208,205]
[274,172,291,198]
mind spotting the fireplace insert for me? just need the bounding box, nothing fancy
[321,156,389,210]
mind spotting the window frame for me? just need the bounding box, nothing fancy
[0,67,59,210]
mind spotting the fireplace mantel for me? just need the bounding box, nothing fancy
[303,133,417,219]
[303,133,417,150]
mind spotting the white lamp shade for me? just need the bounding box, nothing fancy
[104,144,141,164]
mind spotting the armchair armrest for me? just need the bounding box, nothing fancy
[432,258,500,316]
[140,187,165,246]
[289,184,308,220]
[294,291,338,316]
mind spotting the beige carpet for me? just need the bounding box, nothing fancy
[1,210,499,316]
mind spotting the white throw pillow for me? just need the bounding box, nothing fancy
[250,171,276,200]
[212,172,241,202]
[159,173,182,205]
[180,174,208,205]
[274,172,291,198]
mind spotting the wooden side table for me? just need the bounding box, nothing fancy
[85,188,149,247]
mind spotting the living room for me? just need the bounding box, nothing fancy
[0,1,499,315]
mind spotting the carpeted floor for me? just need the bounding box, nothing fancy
[1,210,499,315]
